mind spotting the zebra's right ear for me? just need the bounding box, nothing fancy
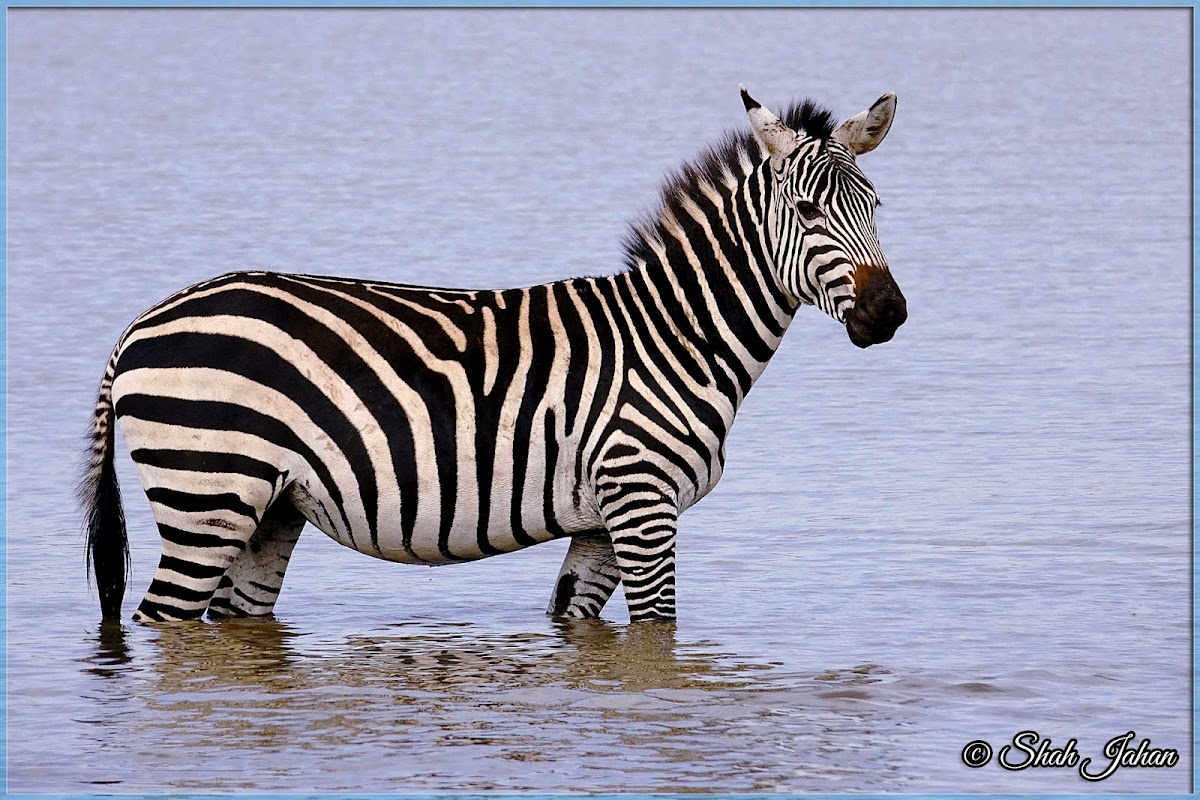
[741,84,798,167]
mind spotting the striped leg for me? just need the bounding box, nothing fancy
[600,491,678,622]
[208,501,305,618]
[132,482,269,622]
[547,531,621,619]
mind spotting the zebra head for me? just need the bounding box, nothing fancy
[741,86,907,348]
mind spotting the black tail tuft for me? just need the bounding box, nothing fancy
[81,411,129,621]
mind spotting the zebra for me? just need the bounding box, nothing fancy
[81,86,906,624]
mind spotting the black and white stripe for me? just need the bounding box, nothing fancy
[82,87,905,623]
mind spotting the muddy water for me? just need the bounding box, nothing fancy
[8,8,1190,793]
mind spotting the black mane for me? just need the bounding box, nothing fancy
[623,98,839,269]
[779,98,839,141]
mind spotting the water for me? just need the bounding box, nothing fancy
[7,8,1190,793]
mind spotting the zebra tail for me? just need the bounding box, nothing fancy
[79,349,129,622]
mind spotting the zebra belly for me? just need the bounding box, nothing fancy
[286,437,604,566]
[254,379,606,565]
[114,371,603,567]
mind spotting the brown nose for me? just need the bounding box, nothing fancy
[846,265,906,348]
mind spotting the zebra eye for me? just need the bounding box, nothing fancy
[795,200,824,223]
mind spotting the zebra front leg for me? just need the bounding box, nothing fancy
[601,494,678,622]
[208,501,305,619]
[547,531,621,619]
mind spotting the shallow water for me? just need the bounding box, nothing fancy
[7,8,1191,793]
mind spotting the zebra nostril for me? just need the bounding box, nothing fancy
[876,301,905,332]
[846,283,906,346]
[857,276,906,330]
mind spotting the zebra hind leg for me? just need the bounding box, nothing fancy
[207,500,305,619]
[547,531,621,619]
[133,491,263,622]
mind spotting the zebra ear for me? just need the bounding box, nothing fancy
[832,92,897,156]
[740,84,799,165]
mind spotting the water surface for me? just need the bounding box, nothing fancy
[7,8,1191,793]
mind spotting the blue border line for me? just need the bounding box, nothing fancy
[1192,4,1198,795]
[1,0,1197,7]
[2,3,10,796]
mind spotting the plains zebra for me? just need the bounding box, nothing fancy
[81,86,906,624]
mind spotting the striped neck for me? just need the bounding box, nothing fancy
[621,158,798,404]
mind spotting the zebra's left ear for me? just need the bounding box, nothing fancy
[833,92,897,156]
[741,84,799,166]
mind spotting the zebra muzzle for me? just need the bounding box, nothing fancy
[845,265,907,348]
